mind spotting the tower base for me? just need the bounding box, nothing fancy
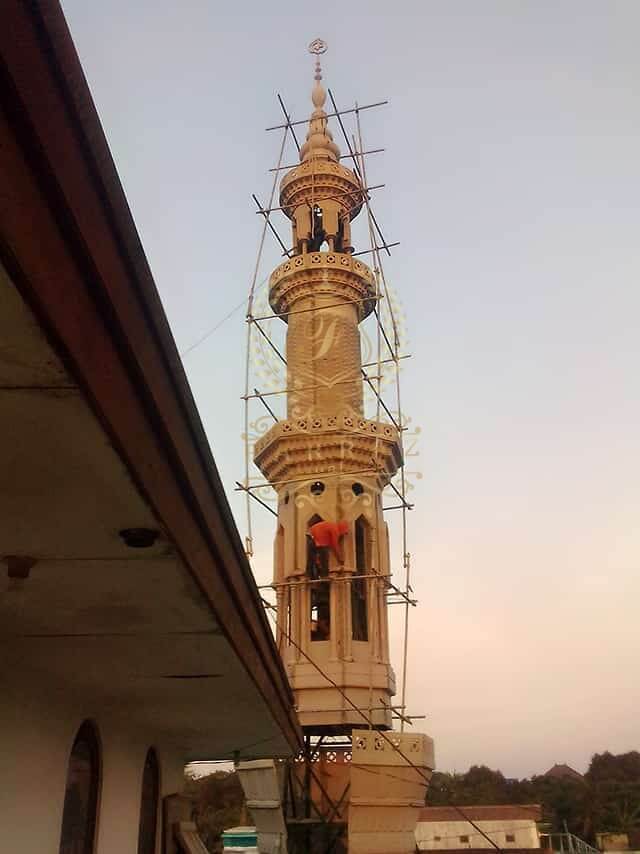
[238,731,434,854]
[349,730,434,854]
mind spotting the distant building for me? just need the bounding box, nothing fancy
[597,834,631,852]
[542,764,585,782]
[416,805,543,852]
[597,833,640,854]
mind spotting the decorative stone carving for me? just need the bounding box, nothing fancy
[349,730,435,854]
[254,415,402,485]
[269,252,375,320]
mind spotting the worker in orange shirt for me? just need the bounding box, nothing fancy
[308,519,349,572]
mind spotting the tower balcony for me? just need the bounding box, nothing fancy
[269,251,376,320]
[253,413,403,487]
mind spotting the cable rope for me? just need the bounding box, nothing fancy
[260,596,431,780]
[180,273,270,358]
[260,596,503,851]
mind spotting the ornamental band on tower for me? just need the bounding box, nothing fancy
[238,40,434,854]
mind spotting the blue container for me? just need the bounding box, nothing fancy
[222,826,258,850]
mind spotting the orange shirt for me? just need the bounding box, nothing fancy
[309,521,349,557]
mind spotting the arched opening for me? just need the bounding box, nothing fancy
[311,204,325,251]
[311,583,330,641]
[307,514,330,641]
[306,514,325,579]
[275,525,285,582]
[137,748,160,854]
[285,586,292,646]
[58,720,101,854]
[352,516,369,641]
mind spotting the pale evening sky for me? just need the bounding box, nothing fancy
[60,0,639,778]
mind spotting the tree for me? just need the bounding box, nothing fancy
[586,753,640,839]
[426,752,640,845]
[183,770,246,853]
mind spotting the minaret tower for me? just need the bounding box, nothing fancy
[238,42,434,854]
[253,45,400,732]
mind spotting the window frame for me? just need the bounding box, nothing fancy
[58,719,101,854]
[137,747,161,854]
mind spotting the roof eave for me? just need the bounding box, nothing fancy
[0,0,301,753]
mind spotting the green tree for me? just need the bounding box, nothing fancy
[586,753,640,840]
[184,770,246,853]
[426,752,640,846]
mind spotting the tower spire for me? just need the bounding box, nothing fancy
[301,38,340,162]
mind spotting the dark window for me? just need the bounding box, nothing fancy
[137,749,160,854]
[311,205,325,251]
[355,517,367,571]
[276,525,285,579]
[58,721,101,854]
[506,835,516,843]
[352,517,369,641]
[310,481,325,495]
[311,581,330,641]
[286,591,292,644]
[460,836,469,844]
[351,482,364,496]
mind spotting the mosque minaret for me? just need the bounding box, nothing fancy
[239,42,434,854]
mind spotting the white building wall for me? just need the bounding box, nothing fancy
[0,671,186,854]
[416,819,539,850]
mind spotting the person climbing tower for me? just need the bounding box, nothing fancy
[308,519,349,567]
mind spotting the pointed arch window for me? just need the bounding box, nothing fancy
[352,516,369,641]
[275,525,285,581]
[58,720,101,854]
[306,514,327,579]
[307,514,330,640]
[137,748,160,854]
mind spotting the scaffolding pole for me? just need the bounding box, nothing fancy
[243,123,290,556]
[354,102,413,731]
[265,99,388,131]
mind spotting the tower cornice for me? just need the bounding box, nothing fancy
[269,251,376,320]
[253,413,403,487]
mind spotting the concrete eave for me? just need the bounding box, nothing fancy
[0,0,301,753]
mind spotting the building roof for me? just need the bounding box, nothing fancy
[419,805,543,823]
[542,764,584,782]
[419,850,540,854]
[0,0,301,758]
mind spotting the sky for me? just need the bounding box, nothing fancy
[60,0,640,778]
